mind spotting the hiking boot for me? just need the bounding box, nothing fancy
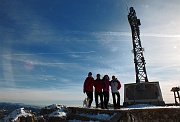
[115,106,120,109]
[101,107,104,109]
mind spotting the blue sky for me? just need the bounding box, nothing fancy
[0,0,180,106]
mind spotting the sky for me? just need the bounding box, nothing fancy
[0,0,180,106]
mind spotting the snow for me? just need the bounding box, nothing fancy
[2,104,180,122]
[68,104,180,121]
[79,113,116,120]
[41,104,67,120]
[44,104,65,109]
[2,108,32,122]
[43,104,67,118]
[44,105,114,121]
[121,104,180,110]
[121,104,156,110]
[48,110,66,117]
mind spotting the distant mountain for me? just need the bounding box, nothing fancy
[0,102,41,119]
[0,102,41,108]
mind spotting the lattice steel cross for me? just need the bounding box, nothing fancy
[128,7,148,83]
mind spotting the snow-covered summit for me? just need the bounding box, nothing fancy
[2,108,32,122]
[40,104,68,120]
[44,104,67,110]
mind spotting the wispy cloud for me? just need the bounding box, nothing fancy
[141,33,180,38]
[2,51,96,56]
[1,0,180,106]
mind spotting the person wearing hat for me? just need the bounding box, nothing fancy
[83,72,95,108]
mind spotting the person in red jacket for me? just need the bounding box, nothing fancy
[83,72,95,108]
[102,75,110,109]
[94,74,104,109]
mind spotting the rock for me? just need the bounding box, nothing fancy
[39,104,67,121]
[48,117,66,122]
[19,116,35,122]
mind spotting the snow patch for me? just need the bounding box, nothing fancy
[46,104,67,119]
[2,108,32,122]
[80,113,116,120]
[121,104,180,110]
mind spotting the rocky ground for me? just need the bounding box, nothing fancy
[120,108,180,122]
[1,104,180,122]
[67,107,180,122]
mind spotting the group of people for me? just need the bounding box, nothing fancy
[83,72,121,109]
